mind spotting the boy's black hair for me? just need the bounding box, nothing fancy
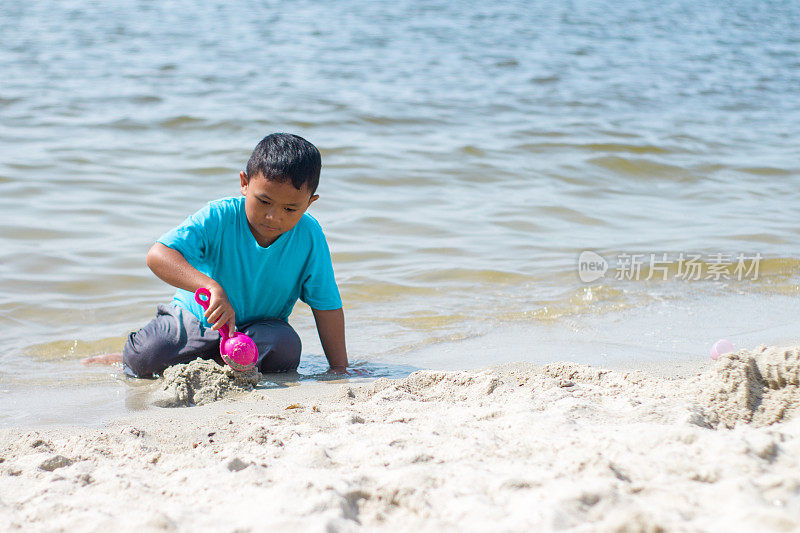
[245,133,321,194]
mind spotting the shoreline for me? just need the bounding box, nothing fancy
[3,354,710,431]
[2,352,799,531]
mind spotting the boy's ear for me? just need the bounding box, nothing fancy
[239,171,249,194]
[307,194,319,208]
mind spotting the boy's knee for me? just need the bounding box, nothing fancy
[122,330,181,378]
[262,324,301,372]
[273,325,302,365]
[244,321,301,372]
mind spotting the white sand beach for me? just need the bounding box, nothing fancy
[2,346,799,532]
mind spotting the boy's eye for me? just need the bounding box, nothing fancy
[285,208,296,212]
[259,199,270,205]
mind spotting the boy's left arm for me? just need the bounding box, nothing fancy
[312,307,357,374]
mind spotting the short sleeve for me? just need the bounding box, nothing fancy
[156,203,218,264]
[300,230,342,310]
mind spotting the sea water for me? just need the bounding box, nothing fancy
[1,0,799,426]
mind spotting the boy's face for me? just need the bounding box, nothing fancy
[240,171,319,247]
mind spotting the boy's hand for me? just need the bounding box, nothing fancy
[145,244,236,333]
[326,366,367,376]
[204,283,236,333]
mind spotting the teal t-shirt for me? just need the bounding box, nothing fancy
[157,197,342,327]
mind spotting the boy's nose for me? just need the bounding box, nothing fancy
[264,208,280,223]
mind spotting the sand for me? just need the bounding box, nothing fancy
[152,359,262,408]
[696,346,800,429]
[1,346,800,532]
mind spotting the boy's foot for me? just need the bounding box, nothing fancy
[81,353,123,365]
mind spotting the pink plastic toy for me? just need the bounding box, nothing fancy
[194,287,258,372]
[710,339,734,360]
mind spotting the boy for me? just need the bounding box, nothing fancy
[85,133,353,376]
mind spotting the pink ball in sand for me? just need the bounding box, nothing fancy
[710,339,734,360]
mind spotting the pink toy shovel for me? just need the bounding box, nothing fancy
[194,287,258,372]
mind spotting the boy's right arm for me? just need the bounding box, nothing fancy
[146,242,235,332]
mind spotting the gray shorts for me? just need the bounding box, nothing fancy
[122,304,301,378]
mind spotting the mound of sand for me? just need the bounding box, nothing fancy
[151,359,261,407]
[695,345,800,428]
